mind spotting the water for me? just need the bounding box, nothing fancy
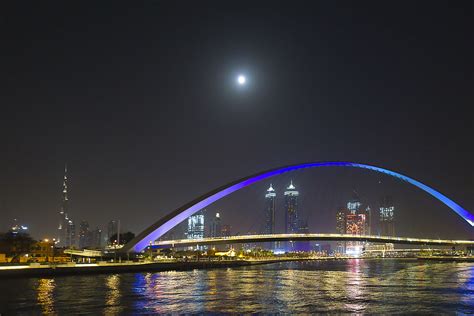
[1,259,474,314]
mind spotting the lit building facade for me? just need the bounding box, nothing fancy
[90,227,102,249]
[284,181,299,252]
[379,196,395,236]
[187,210,205,240]
[264,184,277,250]
[335,207,347,253]
[187,210,205,250]
[57,165,70,247]
[78,221,90,249]
[344,192,370,255]
[55,164,76,248]
[65,217,76,248]
[210,212,222,238]
[264,184,276,235]
[284,181,299,234]
[10,219,28,235]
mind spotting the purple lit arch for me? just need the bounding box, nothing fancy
[122,162,474,253]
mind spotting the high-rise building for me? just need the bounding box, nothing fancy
[10,218,28,235]
[264,184,276,235]
[336,207,347,234]
[284,181,299,252]
[364,206,372,235]
[187,210,205,250]
[210,212,222,238]
[90,227,102,249]
[284,181,299,234]
[65,216,76,248]
[347,191,361,214]
[335,207,347,253]
[187,210,205,240]
[107,220,119,245]
[379,196,395,236]
[57,164,69,247]
[345,192,368,255]
[78,221,90,249]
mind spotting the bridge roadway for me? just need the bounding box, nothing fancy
[151,233,474,249]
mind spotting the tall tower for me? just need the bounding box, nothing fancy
[187,210,205,250]
[345,191,367,255]
[379,196,395,236]
[79,221,90,249]
[284,181,299,234]
[57,164,69,247]
[335,207,347,253]
[264,184,276,235]
[57,164,76,248]
[210,212,222,238]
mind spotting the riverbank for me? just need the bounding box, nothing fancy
[2,256,454,278]
[0,257,341,278]
[417,256,474,262]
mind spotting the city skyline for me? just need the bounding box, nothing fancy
[2,162,473,243]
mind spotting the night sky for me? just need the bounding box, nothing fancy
[1,1,472,241]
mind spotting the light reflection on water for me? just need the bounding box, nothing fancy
[104,274,122,315]
[36,278,56,315]
[1,260,474,314]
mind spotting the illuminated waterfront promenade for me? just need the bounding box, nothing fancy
[0,257,340,278]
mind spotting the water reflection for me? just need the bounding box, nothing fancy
[104,274,122,315]
[343,259,367,312]
[36,278,56,314]
[3,260,473,314]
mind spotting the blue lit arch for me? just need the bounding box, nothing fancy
[122,162,474,253]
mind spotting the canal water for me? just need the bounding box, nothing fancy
[1,259,473,314]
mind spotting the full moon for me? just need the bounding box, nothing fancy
[237,75,246,85]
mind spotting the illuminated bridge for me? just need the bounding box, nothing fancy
[151,234,474,249]
[122,161,474,253]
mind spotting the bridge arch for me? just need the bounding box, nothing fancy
[122,162,474,253]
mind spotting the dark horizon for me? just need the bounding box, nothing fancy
[1,1,473,241]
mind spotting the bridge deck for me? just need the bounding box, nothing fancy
[152,234,474,249]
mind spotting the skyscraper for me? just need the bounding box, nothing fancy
[364,206,372,235]
[284,181,299,252]
[335,207,347,253]
[65,216,76,248]
[284,181,299,234]
[107,220,119,245]
[58,165,76,248]
[263,184,277,250]
[210,212,222,238]
[57,164,69,246]
[90,227,102,249]
[187,210,205,250]
[336,207,347,234]
[345,192,368,255]
[187,210,205,240]
[379,196,395,236]
[264,184,276,235]
[78,221,90,249]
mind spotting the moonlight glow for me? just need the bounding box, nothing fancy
[237,75,246,85]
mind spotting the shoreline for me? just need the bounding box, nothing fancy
[0,256,471,278]
[0,258,325,278]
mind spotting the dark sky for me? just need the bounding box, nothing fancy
[1,1,473,241]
